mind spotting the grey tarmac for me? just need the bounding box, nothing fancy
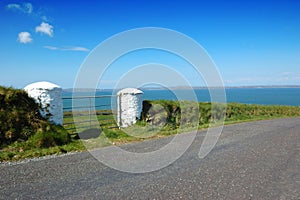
[0,117,299,199]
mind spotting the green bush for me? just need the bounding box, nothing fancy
[141,100,300,129]
[141,100,200,130]
[141,100,180,128]
[0,86,70,147]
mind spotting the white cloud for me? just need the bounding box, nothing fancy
[44,46,58,50]
[44,46,90,52]
[7,2,33,14]
[35,22,54,37]
[41,15,49,21]
[278,72,300,83]
[7,2,51,22]
[17,32,33,44]
[62,47,90,52]
[6,3,21,10]
[24,3,33,14]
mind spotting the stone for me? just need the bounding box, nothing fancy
[24,81,63,125]
[117,88,143,127]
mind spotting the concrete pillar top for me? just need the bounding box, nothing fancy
[117,88,143,95]
[24,81,61,91]
[24,81,63,125]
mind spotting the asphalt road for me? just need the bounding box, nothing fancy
[1,118,299,199]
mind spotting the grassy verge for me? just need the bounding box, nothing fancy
[1,101,300,162]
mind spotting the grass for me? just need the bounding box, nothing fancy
[1,101,300,162]
[0,140,85,161]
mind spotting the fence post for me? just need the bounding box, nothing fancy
[24,81,63,125]
[117,88,143,128]
[89,97,92,129]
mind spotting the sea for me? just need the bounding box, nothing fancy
[62,87,300,111]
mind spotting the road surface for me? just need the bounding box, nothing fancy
[1,118,299,199]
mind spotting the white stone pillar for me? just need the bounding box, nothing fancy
[117,88,143,128]
[24,81,63,125]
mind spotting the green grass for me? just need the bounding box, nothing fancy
[1,100,300,162]
[0,140,85,161]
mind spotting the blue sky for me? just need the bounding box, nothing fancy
[0,0,299,88]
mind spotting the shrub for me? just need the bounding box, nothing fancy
[141,100,180,129]
[140,100,300,129]
[0,86,70,147]
[141,100,199,130]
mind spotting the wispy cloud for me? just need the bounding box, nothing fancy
[41,15,49,22]
[44,46,58,50]
[7,2,33,14]
[17,32,33,44]
[230,74,300,85]
[6,2,51,21]
[35,22,54,37]
[278,71,300,82]
[7,4,21,11]
[63,46,90,52]
[44,46,90,52]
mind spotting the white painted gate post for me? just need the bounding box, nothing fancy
[117,88,143,128]
[24,81,63,125]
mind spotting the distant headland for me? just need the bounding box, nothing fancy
[63,85,300,92]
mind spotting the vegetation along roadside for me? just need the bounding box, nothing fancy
[1,86,300,162]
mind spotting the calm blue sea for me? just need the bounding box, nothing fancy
[62,88,300,111]
[143,88,300,106]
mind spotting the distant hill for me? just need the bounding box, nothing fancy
[63,85,300,91]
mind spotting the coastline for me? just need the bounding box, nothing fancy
[63,85,300,92]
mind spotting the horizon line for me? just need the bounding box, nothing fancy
[63,85,300,91]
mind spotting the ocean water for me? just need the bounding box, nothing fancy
[62,88,300,111]
[143,88,300,106]
[224,88,300,106]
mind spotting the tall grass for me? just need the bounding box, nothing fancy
[0,86,71,161]
[2,96,300,162]
[142,100,300,131]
